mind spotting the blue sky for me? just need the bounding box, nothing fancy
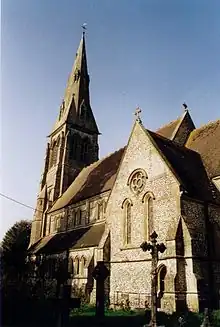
[1,0,220,240]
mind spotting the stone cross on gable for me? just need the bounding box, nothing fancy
[134,107,142,123]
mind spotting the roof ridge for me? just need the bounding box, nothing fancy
[49,146,126,212]
[75,147,125,175]
[100,146,126,161]
[187,119,220,144]
[148,129,200,155]
[156,116,180,132]
[195,119,220,131]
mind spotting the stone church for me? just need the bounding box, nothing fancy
[29,32,220,313]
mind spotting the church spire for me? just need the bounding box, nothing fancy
[50,29,99,135]
[30,28,100,245]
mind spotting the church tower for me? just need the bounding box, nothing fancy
[30,31,100,245]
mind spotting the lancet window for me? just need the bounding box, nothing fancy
[122,199,133,245]
[142,192,155,240]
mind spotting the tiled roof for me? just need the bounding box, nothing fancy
[30,223,105,254]
[147,130,214,201]
[186,120,220,178]
[50,147,125,212]
[156,118,180,139]
[50,119,220,214]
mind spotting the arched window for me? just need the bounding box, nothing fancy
[157,265,167,308]
[81,256,86,276]
[75,209,82,226]
[49,138,60,167]
[51,216,56,233]
[158,265,166,293]
[52,141,58,166]
[142,192,155,240]
[69,134,79,160]
[49,142,55,168]
[97,202,103,220]
[74,257,80,275]
[70,134,82,162]
[73,211,77,227]
[80,138,89,162]
[79,210,82,225]
[67,212,73,230]
[68,257,74,275]
[122,199,133,245]
[55,216,61,232]
[56,136,60,148]
[126,203,131,244]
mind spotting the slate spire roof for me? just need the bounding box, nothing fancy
[50,33,99,136]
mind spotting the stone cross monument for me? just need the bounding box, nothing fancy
[140,231,166,327]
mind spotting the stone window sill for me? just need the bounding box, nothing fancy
[120,245,141,251]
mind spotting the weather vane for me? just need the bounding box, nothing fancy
[134,106,142,123]
[182,102,188,111]
[82,23,87,35]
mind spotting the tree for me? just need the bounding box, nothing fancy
[1,220,31,295]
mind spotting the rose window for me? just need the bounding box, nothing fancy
[129,169,147,194]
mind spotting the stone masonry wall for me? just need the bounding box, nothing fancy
[107,122,181,312]
[47,192,108,235]
[69,247,95,301]
[181,198,210,311]
[208,204,220,308]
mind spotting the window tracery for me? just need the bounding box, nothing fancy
[128,169,147,195]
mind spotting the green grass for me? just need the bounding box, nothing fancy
[70,305,220,327]
[71,304,140,316]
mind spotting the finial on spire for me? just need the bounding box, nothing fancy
[182,102,188,111]
[134,107,142,123]
[82,23,87,36]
